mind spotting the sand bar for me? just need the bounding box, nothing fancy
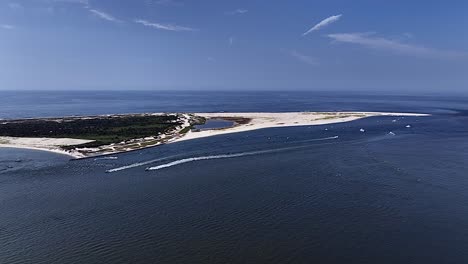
[175,112,429,142]
[0,112,429,158]
[0,137,93,158]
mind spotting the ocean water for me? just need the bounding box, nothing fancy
[1,91,468,263]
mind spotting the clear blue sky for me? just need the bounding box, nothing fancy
[1,0,468,92]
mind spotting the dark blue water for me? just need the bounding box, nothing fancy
[0,90,465,119]
[1,91,468,263]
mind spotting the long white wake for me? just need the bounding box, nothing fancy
[106,136,338,173]
[146,136,338,171]
[106,154,182,173]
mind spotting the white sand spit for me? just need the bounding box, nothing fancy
[0,137,93,158]
[0,112,429,158]
[175,112,429,142]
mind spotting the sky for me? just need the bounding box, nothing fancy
[1,0,468,93]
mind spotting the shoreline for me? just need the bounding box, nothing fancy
[0,144,84,158]
[0,111,430,159]
[0,136,93,158]
[174,111,429,143]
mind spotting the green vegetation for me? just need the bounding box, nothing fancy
[177,115,206,134]
[179,126,192,134]
[0,115,182,148]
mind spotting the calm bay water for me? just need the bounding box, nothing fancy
[1,91,468,263]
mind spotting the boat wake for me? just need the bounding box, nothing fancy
[106,136,338,173]
[146,136,339,171]
[106,154,182,173]
[95,156,118,161]
[147,152,258,171]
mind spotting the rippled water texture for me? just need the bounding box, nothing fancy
[1,91,468,263]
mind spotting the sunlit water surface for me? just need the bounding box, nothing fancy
[1,91,468,263]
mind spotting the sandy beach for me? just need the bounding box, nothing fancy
[0,112,429,158]
[175,112,429,142]
[0,137,93,158]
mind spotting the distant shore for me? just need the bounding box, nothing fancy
[0,112,429,159]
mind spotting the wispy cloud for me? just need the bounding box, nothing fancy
[1,24,15,30]
[303,14,342,36]
[229,36,234,46]
[51,0,89,5]
[89,9,120,23]
[227,9,248,15]
[8,2,23,9]
[290,50,319,66]
[403,32,414,39]
[147,0,183,6]
[327,32,467,59]
[135,19,196,32]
